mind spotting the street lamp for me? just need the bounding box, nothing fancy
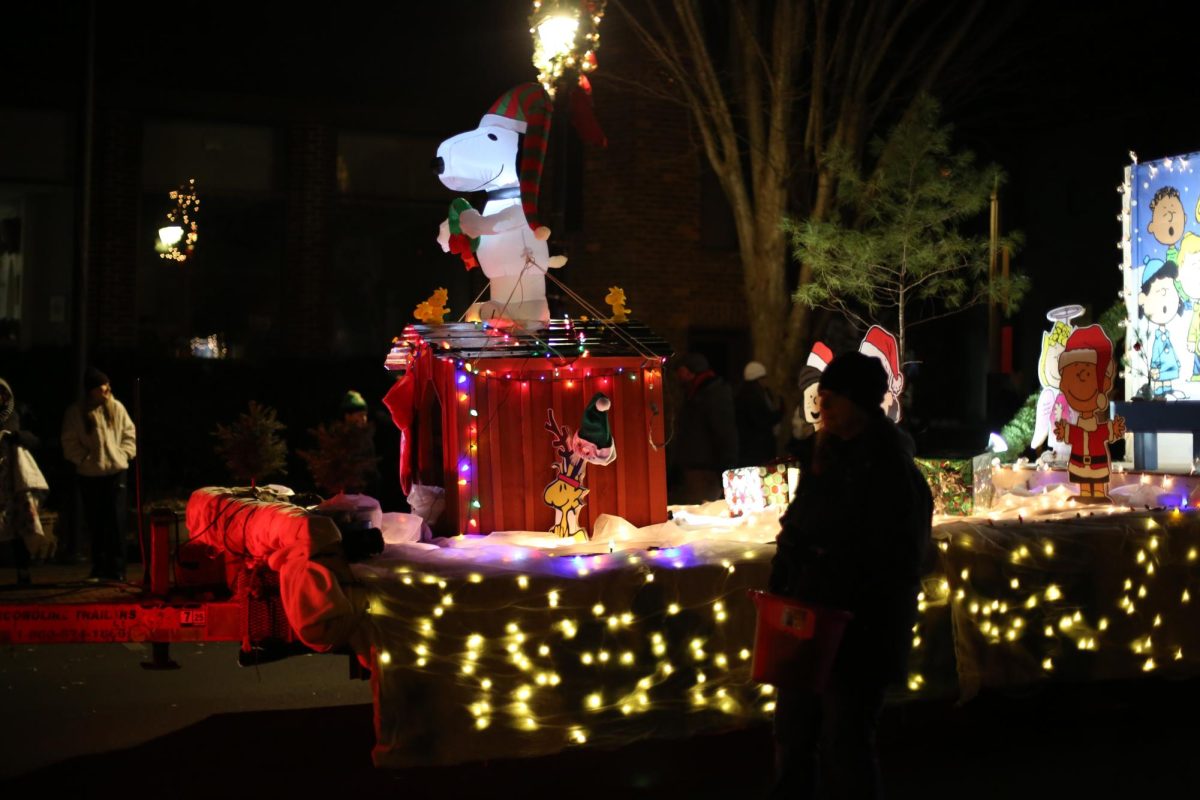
[156,179,199,262]
[536,15,578,58]
[158,225,184,247]
[532,12,579,95]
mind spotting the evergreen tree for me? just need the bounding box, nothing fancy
[788,94,1028,359]
[997,394,1038,462]
[298,419,379,497]
[213,401,287,487]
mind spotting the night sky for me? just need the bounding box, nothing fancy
[8,0,1200,391]
[8,7,1200,787]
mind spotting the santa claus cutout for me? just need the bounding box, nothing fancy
[859,326,904,422]
[1053,325,1126,502]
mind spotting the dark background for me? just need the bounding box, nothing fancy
[3,1,1199,507]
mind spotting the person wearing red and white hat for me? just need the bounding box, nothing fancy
[858,326,904,422]
[1053,325,1126,501]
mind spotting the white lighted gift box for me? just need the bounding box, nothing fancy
[721,463,797,517]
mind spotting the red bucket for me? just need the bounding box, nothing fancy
[748,590,852,692]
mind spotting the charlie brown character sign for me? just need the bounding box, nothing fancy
[1053,325,1126,502]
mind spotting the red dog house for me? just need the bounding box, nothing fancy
[383,320,673,537]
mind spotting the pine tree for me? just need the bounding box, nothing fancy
[213,401,288,487]
[789,94,1028,359]
[298,419,379,497]
[997,394,1039,462]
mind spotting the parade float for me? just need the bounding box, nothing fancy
[355,146,1200,764]
[7,14,1200,764]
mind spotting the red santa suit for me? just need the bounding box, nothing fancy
[1057,325,1121,486]
[1062,415,1118,483]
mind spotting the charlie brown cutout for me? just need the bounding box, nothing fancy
[1053,325,1126,502]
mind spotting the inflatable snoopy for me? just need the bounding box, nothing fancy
[434,83,566,327]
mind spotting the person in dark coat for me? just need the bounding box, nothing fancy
[735,360,782,466]
[767,352,932,800]
[667,352,738,504]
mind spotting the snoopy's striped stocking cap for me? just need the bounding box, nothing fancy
[482,83,553,231]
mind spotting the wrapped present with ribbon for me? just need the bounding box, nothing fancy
[722,462,793,517]
[915,457,976,516]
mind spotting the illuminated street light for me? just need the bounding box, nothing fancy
[536,15,578,59]
[158,225,184,246]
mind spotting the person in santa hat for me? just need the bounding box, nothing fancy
[858,326,904,423]
[1053,325,1126,502]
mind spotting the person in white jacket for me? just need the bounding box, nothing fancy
[1,378,54,585]
[61,368,136,581]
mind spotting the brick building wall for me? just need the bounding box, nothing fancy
[282,121,337,355]
[89,107,141,351]
[563,11,747,364]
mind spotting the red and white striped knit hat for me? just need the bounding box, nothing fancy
[482,83,553,232]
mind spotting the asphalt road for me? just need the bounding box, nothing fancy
[3,635,1200,798]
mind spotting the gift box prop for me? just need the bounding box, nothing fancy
[722,463,795,516]
[384,320,673,537]
[915,457,979,516]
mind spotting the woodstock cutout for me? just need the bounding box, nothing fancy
[435,83,566,327]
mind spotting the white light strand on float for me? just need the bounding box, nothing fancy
[365,549,788,746]
[916,508,1196,693]
[1119,160,1140,390]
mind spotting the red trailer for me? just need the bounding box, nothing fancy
[0,508,316,670]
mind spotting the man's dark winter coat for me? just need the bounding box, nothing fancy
[769,415,932,685]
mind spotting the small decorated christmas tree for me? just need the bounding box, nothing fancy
[298,419,379,497]
[213,401,288,487]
